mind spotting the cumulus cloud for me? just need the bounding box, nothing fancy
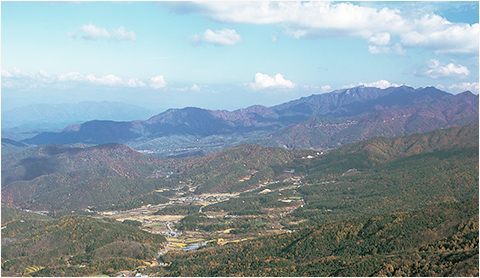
[367,32,406,55]
[250,73,295,90]
[113,26,137,41]
[195,2,407,39]
[2,69,148,89]
[1,69,14,78]
[58,72,146,87]
[58,72,86,82]
[125,78,146,88]
[67,24,137,41]
[368,45,392,55]
[359,80,402,89]
[447,82,479,94]
[400,15,479,55]
[416,59,470,79]
[321,85,332,91]
[149,75,167,89]
[392,43,407,55]
[191,84,201,91]
[67,24,111,40]
[369,32,391,46]
[191,28,242,46]
[89,74,126,86]
[2,68,55,89]
[343,80,403,89]
[171,2,478,56]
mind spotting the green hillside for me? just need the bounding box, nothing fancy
[1,141,313,213]
[302,123,478,182]
[1,143,178,212]
[1,203,52,226]
[159,197,478,277]
[1,124,478,276]
[179,143,314,194]
[1,208,166,277]
[198,124,478,226]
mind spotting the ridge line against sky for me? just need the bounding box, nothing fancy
[1,1,479,111]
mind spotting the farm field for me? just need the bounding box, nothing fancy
[96,177,306,252]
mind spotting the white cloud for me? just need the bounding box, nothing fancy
[191,84,201,91]
[369,33,391,46]
[359,80,402,89]
[191,28,242,46]
[400,15,479,55]
[172,84,204,93]
[113,26,137,41]
[149,75,167,89]
[58,72,86,82]
[367,32,407,55]
[392,43,407,55]
[67,24,137,41]
[250,72,295,90]
[125,78,146,88]
[368,45,391,55]
[321,85,332,92]
[417,59,470,79]
[1,69,14,78]
[195,2,406,39]
[2,69,148,89]
[343,80,403,89]
[67,24,111,40]
[2,68,55,88]
[447,82,479,94]
[58,72,146,87]
[175,2,478,56]
[3,68,31,78]
[91,74,125,86]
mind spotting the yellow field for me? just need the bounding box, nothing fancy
[185,238,205,244]
[24,266,45,275]
[170,242,187,247]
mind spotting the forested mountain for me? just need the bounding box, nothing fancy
[265,91,478,150]
[271,85,449,120]
[1,143,172,212]
[19,86,478,157]
[188,124,479,225]
[2,123,477,216]
[1,124,478,276]
[159,197,478,277]
[1,138,31,155]
[1,140,312,212]
[1,207,166,277]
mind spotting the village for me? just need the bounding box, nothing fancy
[93,171,308,269]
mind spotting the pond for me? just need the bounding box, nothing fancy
[184,242,207,251]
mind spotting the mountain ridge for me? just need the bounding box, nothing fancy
[2,123,477,212]
[18,86,479,157]
[266,90,479,150]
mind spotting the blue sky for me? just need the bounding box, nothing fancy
[1,1,479,111]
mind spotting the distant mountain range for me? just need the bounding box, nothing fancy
[14,86,480,157]
[266,91,478,150]
[2,101,156,141]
